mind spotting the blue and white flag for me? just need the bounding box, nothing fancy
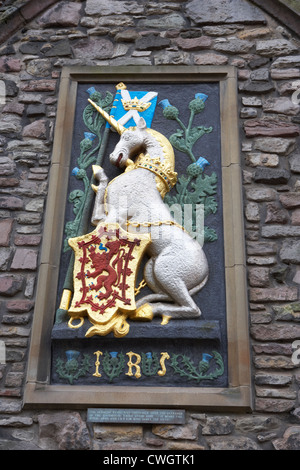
[108,88,158,129]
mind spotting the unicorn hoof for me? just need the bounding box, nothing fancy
[131,303,153,321]
[161,314,171,325]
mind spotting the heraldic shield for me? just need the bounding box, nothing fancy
[67,223,151,338]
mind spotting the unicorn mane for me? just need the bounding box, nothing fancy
[125,127,177,198]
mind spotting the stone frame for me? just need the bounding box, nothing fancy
[24,65,252,411]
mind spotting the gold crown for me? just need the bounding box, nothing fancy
[134,154,177,192]
[121,96,151,112]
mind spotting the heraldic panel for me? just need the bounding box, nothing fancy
[25,67,251,409]
[52,78,226,387]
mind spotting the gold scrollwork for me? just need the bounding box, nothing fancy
[158,352,170,376]
[68,316,84,329]
[93,350,103,377]
[126,351,142,378]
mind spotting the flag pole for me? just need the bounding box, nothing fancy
[55,83,126,324]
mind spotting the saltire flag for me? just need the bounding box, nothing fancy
[107,86,158,129]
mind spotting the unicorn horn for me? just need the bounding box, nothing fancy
[88,99,126,135]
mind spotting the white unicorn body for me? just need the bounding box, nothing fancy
[90,107,209,322]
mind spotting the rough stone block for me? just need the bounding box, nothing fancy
[0,196,23,210]
[250,68,269,82]
[42,40,72,57]
[291,209,300,225]
[185,0,266,25]
[37,1,82,27]
[0,157,16,176]
[244,119,299,137]
[207,436,260,450]
[11,249,37,271]
[194,53,228,65]
[38,412,91,450]
[214,38,253,54]
[85,0,144,16]
[0,275,23,296]
[263,97,300,116]
[247,256,276,266]
[246,152,278,167]
[246,188,277,202]
[26,104,46,117]
[135,35,170,51]
[253,168,290,185]
[152,420,199,441]
[0,57,21,73]
[0,248,11,270]
[254,137,295,155]
[19,42,43,55]
[280,240,300,264]
[154,51,190,65]
[248,267,270,287]
[138,13,186,29]
[273,426,300,450]
[6,299,34,312]
[93,424,143,441]
[255,374,292,386]
[72,37,113,60]
[280,192,300,209]
[20,80,57,92]
[255,398,294,413]
[247,241,277,255]
[0,114,22,134]
[202,416,234,435]
[22,120,47,139]
[251,323,300,341]
[173,36,212,50]
[262,225,300,238]
[2,102,25,116]
[265,202,289,224]
[250,287,298,302]
[240,81,275,94]
[256,39,298,56]
[0,219,13,246]
[245,202,260,221]
[271,55,300,68]
[289,154,300,173]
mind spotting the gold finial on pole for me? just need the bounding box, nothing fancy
[88,99,126,135]
[116,82,127,90]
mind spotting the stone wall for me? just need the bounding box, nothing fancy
[0,0,300,451]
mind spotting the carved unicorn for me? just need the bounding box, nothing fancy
[88,100,209,323]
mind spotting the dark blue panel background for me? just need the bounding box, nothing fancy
[52,81,228,388]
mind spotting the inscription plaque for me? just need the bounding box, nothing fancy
[87,408,185,424]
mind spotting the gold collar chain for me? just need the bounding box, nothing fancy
[126,219,187,232]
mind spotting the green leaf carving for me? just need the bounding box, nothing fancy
[62,89,114,251]
[161,94,218,243]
